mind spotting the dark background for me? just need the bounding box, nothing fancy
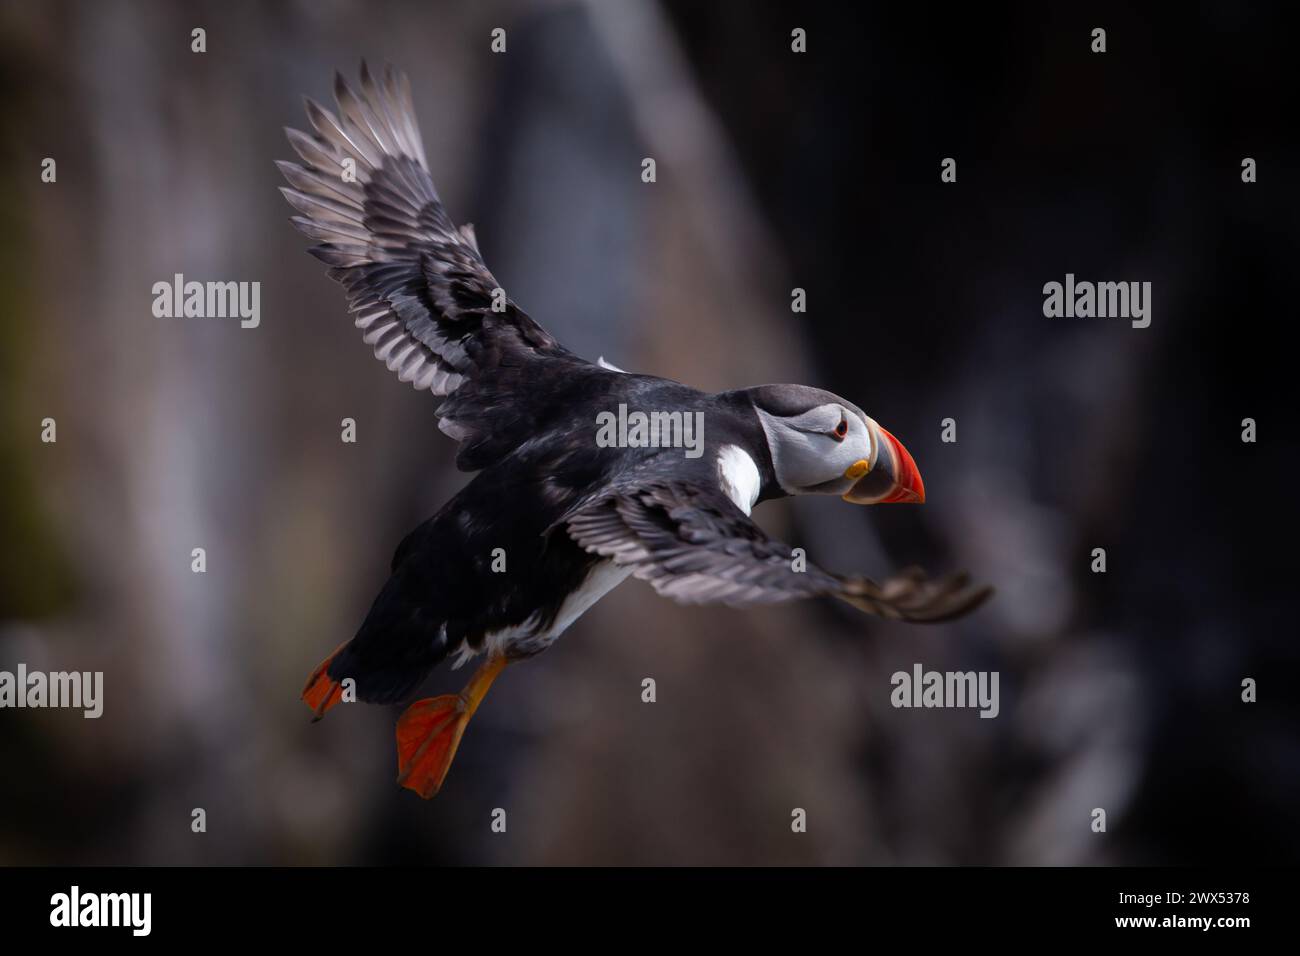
[0,0,1295,865]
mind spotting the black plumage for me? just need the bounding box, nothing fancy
[327,381,778,702]
[282,64,989,797]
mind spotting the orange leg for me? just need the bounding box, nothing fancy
[395,656,509,799]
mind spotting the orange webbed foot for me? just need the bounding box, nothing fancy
[395,695,471,799]
[394,656,508,799]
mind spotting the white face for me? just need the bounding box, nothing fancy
[755,402,876,496]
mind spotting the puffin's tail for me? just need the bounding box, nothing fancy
[301,561,454,720]
[302,642,349,721]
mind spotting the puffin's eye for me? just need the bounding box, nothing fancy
[831,418,848,441]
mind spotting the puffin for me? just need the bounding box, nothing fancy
[279,64,991,799]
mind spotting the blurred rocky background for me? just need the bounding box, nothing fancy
[0,0,1295,865]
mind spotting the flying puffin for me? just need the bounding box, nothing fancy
[280,64,991,799]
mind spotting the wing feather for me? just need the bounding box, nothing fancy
[565,480,991,621]
[279,62,587,469]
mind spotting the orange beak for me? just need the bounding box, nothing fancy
[842,423,926,505]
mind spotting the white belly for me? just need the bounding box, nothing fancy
[462,560,632,667]
[550,559,633,636]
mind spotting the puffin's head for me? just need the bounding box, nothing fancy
[749,384,925,504]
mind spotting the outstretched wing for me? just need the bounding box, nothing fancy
[564,479,990,622]
[277,62,587,468]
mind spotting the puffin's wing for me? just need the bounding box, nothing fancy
[564,480,991,622]
[278,63,586,461]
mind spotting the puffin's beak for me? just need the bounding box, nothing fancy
[842,423,926,505]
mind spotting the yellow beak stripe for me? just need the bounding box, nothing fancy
[843,459,870,480]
